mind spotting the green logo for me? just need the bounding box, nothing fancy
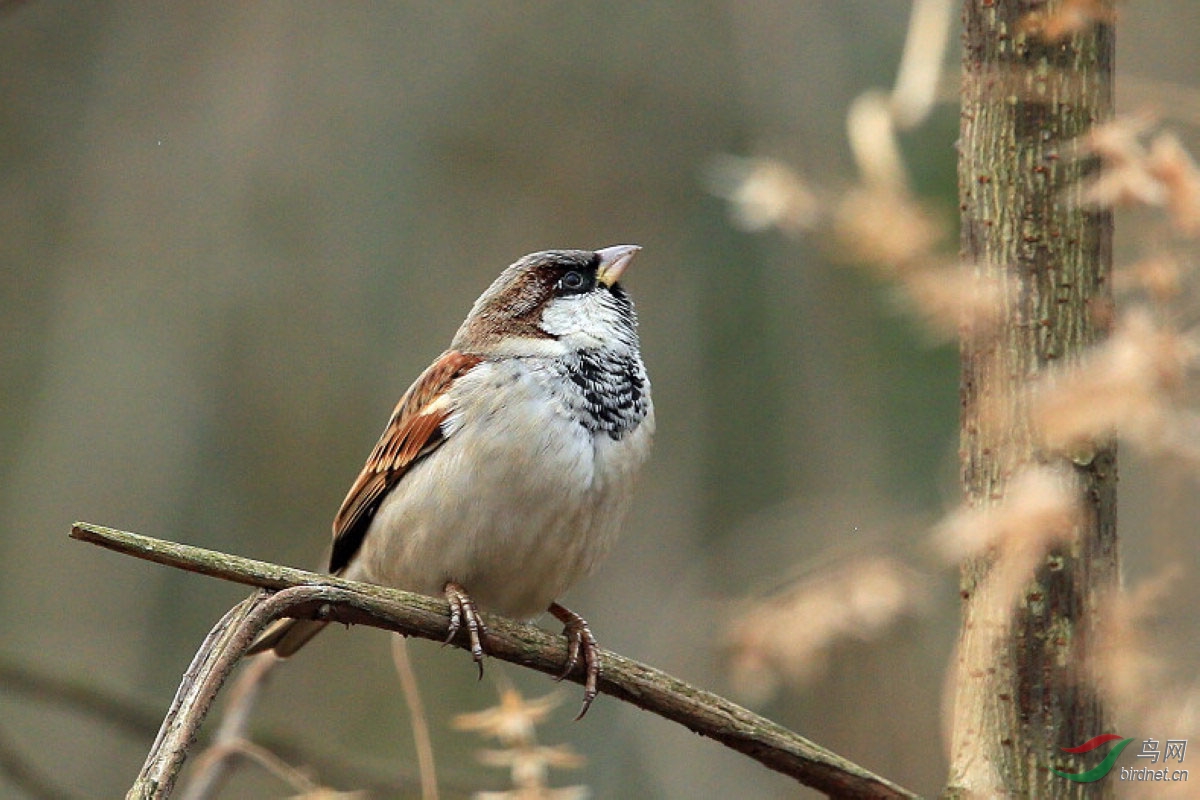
[1053,734,1135,783]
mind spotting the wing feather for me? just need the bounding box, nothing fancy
[329,350,482,573]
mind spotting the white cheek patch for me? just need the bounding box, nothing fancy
[484,335,569,359]
[540,293,633,349]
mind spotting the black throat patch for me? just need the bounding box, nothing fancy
[567,349,649,439]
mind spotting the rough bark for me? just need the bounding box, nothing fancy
[947,1,1118,797]
[70,522,919,800]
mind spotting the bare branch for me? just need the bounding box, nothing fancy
[71,521,920,800]
[0,654,434,795]
[391,636,439,800]
[178,654,279,800]
[127,592,269,799]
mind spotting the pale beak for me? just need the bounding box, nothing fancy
[595,244,642,287]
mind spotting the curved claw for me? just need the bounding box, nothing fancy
[555,622,583,683]
[548,602,601,720]
[444,582,488,680]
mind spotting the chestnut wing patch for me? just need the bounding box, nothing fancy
[329,350,482,574]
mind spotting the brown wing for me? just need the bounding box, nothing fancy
[329,350,483,574]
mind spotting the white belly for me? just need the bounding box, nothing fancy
[346,358,653,619]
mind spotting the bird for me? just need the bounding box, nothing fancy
[248,245,654,717]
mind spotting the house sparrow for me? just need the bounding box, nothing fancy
[249,245,654,717]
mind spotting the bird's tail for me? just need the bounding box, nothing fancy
[246,617,329,658]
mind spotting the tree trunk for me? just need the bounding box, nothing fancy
[947,2,1118,797]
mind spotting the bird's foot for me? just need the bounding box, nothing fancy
[443,581,487,679]
[548,602,600,720]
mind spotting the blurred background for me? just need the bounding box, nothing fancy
[2,2,1199,798]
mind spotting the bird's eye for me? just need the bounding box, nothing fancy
[557,270,590,294]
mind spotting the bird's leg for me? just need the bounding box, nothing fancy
[443,581,487,679]
[548,602,600,720]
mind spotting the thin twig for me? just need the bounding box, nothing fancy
[178,652,279,800]
[72,521,921,800]
[128,593,266,799]
[193,739,321,796]
[0,653,453,796]
[391,635,439,800]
